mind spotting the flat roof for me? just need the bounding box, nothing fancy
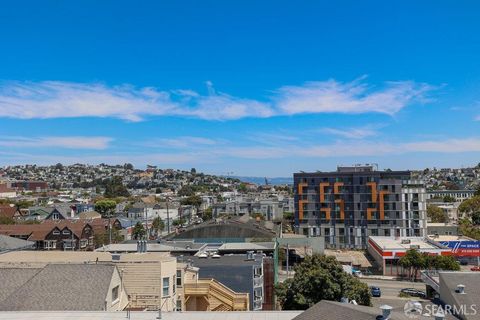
[0,251,174,268]
[324,249,372,268]
[0,311,302,320]
[427,235,474,242]
[369,236,445,251]
[96,242,203,253]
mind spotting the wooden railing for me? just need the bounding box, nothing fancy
[184,279,249,311]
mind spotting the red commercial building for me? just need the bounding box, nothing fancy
[367,236,451,276]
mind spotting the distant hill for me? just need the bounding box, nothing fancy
[232,176,293,185]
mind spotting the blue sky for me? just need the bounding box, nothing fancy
[0,1,479,176]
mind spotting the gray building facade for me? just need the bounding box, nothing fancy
[294,165,427,249]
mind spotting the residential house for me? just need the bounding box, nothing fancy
[0,205,22,221]
[0,264,128,311]
[0,220,107,251]
[0,184,16,198]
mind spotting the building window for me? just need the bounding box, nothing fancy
[173,275,176,294]
[63,239,75,249]
[45,240,56,249]
[62,230,70,235]
[112,285,119,303]
[52,230,60,235]
[162,277,169,296]
[80,239,88,248]
[176,270,182,287]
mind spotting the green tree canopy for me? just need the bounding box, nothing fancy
[151,216,165,235]
[94,199,117,217]
[459,196,480,225]
[427,205,448,223]
[443,195,456,203]
[275,254,371,310]
[181,195,202,208]
[132,221,146,240]
[400,249,460,281]
[104,176,130,198]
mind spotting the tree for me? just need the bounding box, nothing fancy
[104,176,130,198]
[94,199,117,218]
[124,163,134,170]
[427,205,448,223]
[203,207,213,221]
[0,216,15,224]
[443,195,456,203]
[275,254,371,310]
[181,195,202,208]
[152,216,165,236]
[399,249,426,281]
[173,218,186,226]
[238,183,247,193]
[178,185,195,197]
[459,196,480,224]
[190,168,196,174]
[132,222,146,240]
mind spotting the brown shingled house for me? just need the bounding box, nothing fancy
[0,220,107,251]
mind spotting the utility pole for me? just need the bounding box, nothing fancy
[166,197,170,234]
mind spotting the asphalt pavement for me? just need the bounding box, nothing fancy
[361,278,429,312]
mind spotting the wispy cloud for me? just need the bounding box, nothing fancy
[146,136,221,149]
[0,136,112,149]
[275,78,434,116]
[320,126,379,139]
[214,137,480,159]
[0,78,435,121]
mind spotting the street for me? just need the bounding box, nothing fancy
[361,278,428,312]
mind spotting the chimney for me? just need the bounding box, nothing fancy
[456,284,466,294]
[380,305,392,320]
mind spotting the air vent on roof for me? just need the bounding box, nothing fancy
[379,305,392,320]
[401,239,411,244]
[410,245,420,250]
[456,284,466,294]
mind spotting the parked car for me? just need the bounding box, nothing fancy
[471,266,480,272]
[401,288,426,298]
[370,286,381,297]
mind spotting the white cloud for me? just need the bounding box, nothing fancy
[321,127,379,139]
[0,78,434,121]
[216,137,480,159]
[150,136,220,148]
[0,136,112,149]
[275,79,434,115]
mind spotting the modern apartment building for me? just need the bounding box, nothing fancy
[294,165,427,249]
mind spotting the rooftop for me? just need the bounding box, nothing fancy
[0,264,117,311]
[369,236,446,251]
[0,251,173,268]
[0,311,302,320]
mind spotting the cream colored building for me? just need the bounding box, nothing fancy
[0,251,249,312]
[0,251,177,311]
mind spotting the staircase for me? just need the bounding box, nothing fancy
[184,279,249,311]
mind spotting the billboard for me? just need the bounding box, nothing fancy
[439,240,480,257]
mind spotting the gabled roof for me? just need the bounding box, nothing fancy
[293,300,456,320]
[0,205,17,219]
[0,234,35,251]
[0,264,117,311]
